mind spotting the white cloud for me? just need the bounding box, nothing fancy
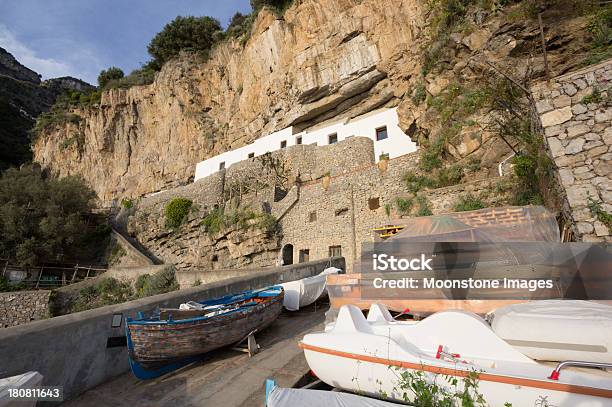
[0,24,74,80]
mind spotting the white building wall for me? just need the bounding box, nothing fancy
[194,107,417,181]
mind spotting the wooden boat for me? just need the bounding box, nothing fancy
[126,286,283,380]
[300,303,612,406]
[281,267,340,311]
[0,371,43,407]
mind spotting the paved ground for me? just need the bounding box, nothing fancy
[62,301,328,407]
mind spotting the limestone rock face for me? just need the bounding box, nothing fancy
[32,0,594,202]
[33,0,426,202]
[127,206,281,270]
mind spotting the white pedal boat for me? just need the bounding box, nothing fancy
[281,267,340,311]
[301,303,612,406]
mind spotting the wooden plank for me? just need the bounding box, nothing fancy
[159,309,208,321]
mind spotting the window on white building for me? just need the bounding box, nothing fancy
[280,140,287,148]
[219,162,225,170]
[376,126,388,141]
[296,136,302,145]
[328,133,338,144]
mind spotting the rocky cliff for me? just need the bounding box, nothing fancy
[32,0,598,202]
[0,47,93,170]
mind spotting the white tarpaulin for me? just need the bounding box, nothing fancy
[281,267,341,311]
[268,387,403,407]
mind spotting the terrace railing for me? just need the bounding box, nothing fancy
[1,260,107,289]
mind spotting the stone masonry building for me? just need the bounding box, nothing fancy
[127,135,511,272]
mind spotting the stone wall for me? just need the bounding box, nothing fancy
[279,151,512,271]
[0,258,344,402]
[122,136,512,272]
[532,59,611,242]
[0,290,51,328]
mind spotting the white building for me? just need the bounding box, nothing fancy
[194,107,417,181]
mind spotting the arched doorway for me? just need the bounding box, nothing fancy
[282,244,294,265]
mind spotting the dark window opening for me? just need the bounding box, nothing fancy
[211,254,218,262]
[309,211,317,222]
[280,140,287,149]
[296,136,302,145]
[282,244,294,265]
[248,152,255,159]
[376,126,388,141]
[329,245,342,257]
[299,249,310,263]
[274,186,288,202]
[368,197,380,210]
[328,133,338,144]
[219,162,225,170]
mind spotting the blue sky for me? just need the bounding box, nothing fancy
[0,0,251,84]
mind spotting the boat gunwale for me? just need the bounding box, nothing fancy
[127,286,283,326]
[299,342,612,399]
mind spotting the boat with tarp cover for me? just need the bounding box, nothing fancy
[126,286,283,379]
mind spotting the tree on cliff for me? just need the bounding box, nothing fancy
[97,67,124,88]
[250,0,293,12]
[0,165,97,267]
[147,16,223,66]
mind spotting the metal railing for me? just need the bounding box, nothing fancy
[1,260,107,289]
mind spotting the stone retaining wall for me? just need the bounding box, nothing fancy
[532,59,612,242]
[0,257,344,403]
[0,290,51,328]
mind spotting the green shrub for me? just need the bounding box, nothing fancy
[226,12,256,41]
[107,244,126,266]
[588,196,612,233]
[582,87,603,104]
[72,277,133,312]
[411,82,427,105]
[0,165,96,267]
[510,154,543,205]
[436,164,463,187]
[395,198,414,216]
[415,196,433,217]
[453,194,486,212]
[512,155,536,179]
[257,213,280,234]
[251,0,294,14]
[394,368,489,406]
[403,173,435,193]
[202,207,279,236]
[104,62,158,90]
[165,198,193,228]
[148,16,223,67]
[97,67,124,88]
[587,6,612,49]
[419,136,446,171]
[121,198,133,209]
[202,207,226,235]
[0,276,25,292]
[135,266,179,298]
